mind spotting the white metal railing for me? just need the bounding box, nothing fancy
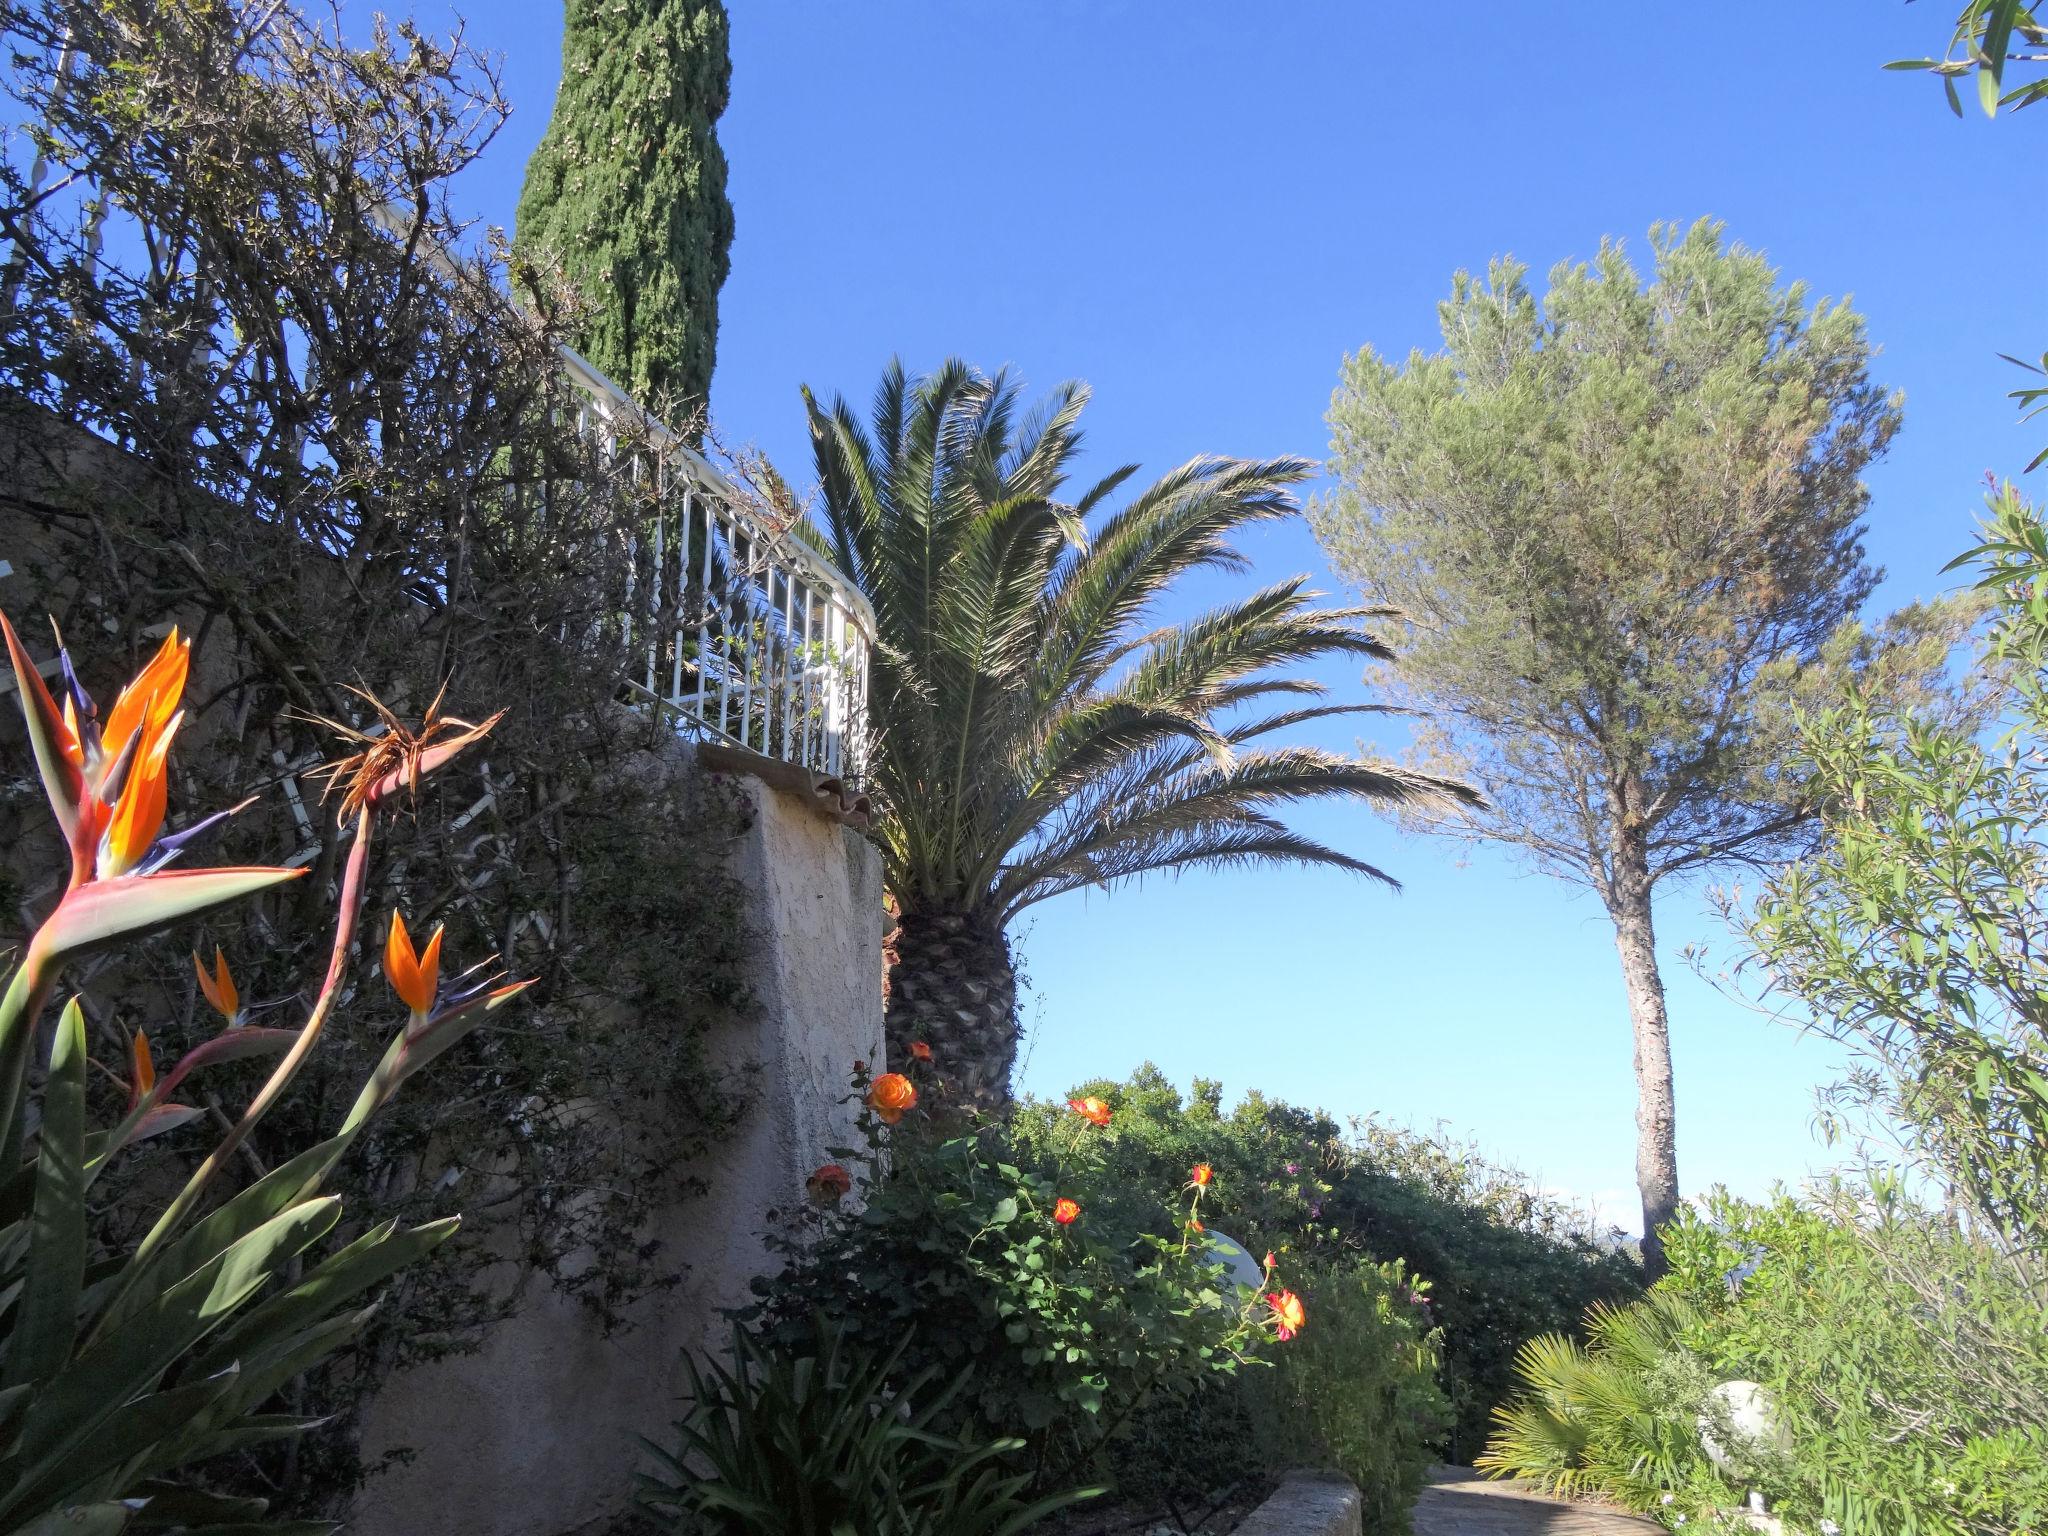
[381,200,875,782]
[556,347,875,783]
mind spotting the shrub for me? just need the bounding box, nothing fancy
[751,1070,1299,1489]
[1476,1292,1727,1513]
[1666,1191,2048,1536]
[634,1315,1100,1535]
[1480,1192,2048,1536]
[1262,1258,1451,1535]
[1016,1066,1641,1459]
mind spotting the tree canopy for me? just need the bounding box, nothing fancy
[515,0,734,417]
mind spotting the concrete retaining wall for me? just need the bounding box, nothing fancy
[1236,1471,1365,1536]
[348,753,885,1536]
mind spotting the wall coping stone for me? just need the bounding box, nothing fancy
[1234,1471,1363,1536]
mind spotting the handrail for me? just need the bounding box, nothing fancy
[378,206,879,780]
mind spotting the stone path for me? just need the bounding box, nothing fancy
[1413,1467,1664,1536]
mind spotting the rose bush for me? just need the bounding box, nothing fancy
[752,1061,1300,1488]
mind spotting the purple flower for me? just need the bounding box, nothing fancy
[1308,1201,1322,1218]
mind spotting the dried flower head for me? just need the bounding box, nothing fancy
[307,682,503,822]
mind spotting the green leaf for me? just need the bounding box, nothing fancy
[9,1503,134,1536]
[111,1135,349,1330]
[188,1217,456,1380]
[988,1197,1018,1225]
[2,1366,244,1520]
[39,870,306,960]
[6,1000,88,1391]
[1,1197,340,1518]
[118,1482,270,1528]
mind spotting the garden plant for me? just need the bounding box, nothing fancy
[0,614,527,1531]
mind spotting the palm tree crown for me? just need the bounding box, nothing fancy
[806,360,1475,1105]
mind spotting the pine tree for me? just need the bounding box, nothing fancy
[515,0,735,418]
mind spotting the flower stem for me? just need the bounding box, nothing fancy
[128,807,376,1271]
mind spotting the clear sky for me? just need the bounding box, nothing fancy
[437,1,2045,1228]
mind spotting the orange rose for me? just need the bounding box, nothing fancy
[908,1040,933,1063]
[1267,1288,1306,1342]
[865,1071,918,1125]
[1067,1095,1111,1127]
[1052,1197,1081,1225]
[1190,1163,1213,1187]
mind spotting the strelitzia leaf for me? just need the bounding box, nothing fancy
[8,1502,134,1536]
[112,1481,271,1526]
[6,999,88,1392]
[37,869,306,959]
[108,1136,350,1333]
[2,1365,243,1520]
[189,1217,457,1380]
[0,610,83,840]
[1,1197,340,1517]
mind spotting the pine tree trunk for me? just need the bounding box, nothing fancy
[1608,841,1680,1281]
[884,904,1020,1111]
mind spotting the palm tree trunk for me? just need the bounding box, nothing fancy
[885,904,1020,1110]
[1608,838,1680,1281]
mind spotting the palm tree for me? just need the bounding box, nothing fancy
[806,360,1476,1108]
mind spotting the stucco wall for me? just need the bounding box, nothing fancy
[348,750,885,1536]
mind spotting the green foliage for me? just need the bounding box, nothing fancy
[1017,1067,1641,1462]
[1476,1292,1726,1515]
[1260,1259,1451,1535]
[1745,482,2048,1252]
[635,1316,1100,1535]
[1664,1193,2048,1536]
[751,1078,1287,1490]
[805,360,1476,1102]
[1701,492,2048,1536]
[516,0,734,414]
[1315,217,1969,1265]
[1887,0,2047,119]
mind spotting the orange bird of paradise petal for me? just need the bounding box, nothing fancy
[384,910,443,1016]
[99,713,179,879]
[193,946,240,1023]
[98,629,189,779]
[128,1028,156,1108]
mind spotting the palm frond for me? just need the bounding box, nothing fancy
[800,360,1473,916]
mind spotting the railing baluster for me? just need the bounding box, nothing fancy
[799,585,816,771]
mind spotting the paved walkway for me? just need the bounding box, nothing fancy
[1413,1467,1664,1536]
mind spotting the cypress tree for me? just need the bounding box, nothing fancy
[515,0,735,419]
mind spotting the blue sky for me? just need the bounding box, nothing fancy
[441,1,2045,1228]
